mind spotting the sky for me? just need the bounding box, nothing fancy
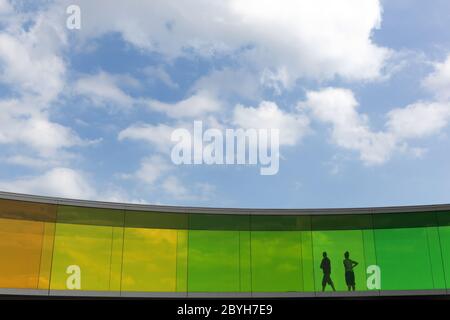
[0,0,450,208]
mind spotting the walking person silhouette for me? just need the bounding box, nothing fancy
[343,251,359,291]
[320,252,336,292]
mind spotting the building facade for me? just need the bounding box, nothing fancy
[0,192,449,297]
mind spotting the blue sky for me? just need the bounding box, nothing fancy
[0,0,450,208]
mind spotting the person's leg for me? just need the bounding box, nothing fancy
[330,278,336,291]
[322,275,326,292]
[345,272,350,291]
[350,272,356,291]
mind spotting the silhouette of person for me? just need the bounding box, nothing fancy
[343,251,358,291]
[320,252,336,292]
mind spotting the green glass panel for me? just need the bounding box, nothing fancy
[374,227,434,290]
[251,215,310,231]
[190,214,249,230]
[176,230,188,293]
[426,226,446,289]
[300,230,315,292]
[187,230,240,292]
[125,210,187,229]
[312,230,366,292]
[251,231,303,292]
[239,231,252,292]
[438,225,450,288]
[312,215,369,292]
[436,210,450,288]
[373,212,442,290]
[362,228,378,291]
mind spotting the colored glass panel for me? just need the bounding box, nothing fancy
[188,230,241,292]
[121,227,180,292]
[311,215,371,292]
[0,218,46,289]
[251,231,303,292]
[50,206,124,292]
[50,223,118,291]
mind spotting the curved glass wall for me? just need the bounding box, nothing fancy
[0,195,449,296]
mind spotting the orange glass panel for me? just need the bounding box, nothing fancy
[0,218,45,289]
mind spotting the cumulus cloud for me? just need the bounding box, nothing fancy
[2,155,58,169]
[233,101,310,146]
[161,176,215,201]
[0,5,91,162]
[118,154,214,202]
[0,168,96,200]
[302,88,450,165]
[0,13,66,101]
[387,102,450,139]
[193,68,261,100]
[66,0,391,84]
[423,54,450,101]
[0,167,148,203]
[74,72,135,108]
[143,66,179,89]
[0,99,85,157]
[118,123,175,153]
[0,0,12,14]
[132,155,172,185]
[146,91,222,119]
[302,88,397,165]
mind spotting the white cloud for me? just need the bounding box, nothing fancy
[302,88,398,165]
[0,0,12,14]
[0,12,66,101]
[387,102,450,139]
[302,88,450,165]
[118,123,175,153]
[0,99,85,157]
[0,5,92,162]
[118,154,214,202]
[233,101,310,146]
[0,168,96,200]
[193,68,260,100]
[74,72,135,108]
[146,91,222,119]
[161,176,191,200]
[69,0,391,84]
[161,176,216,201]
[143,66,178,89]
[133,155,173,185]
[423,54,450,101]
[0,166,149,203]
[3,155,51,169]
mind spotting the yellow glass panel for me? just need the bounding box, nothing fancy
[122,228,179,292]
[110,227,124,292]
[38,222,56,290]
[50,223,115,291]
[0,218,45,289]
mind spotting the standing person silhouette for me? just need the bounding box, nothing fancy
[343,251,358,291]
[320,252,336,292]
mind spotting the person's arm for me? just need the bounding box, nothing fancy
[352,260,359,267]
